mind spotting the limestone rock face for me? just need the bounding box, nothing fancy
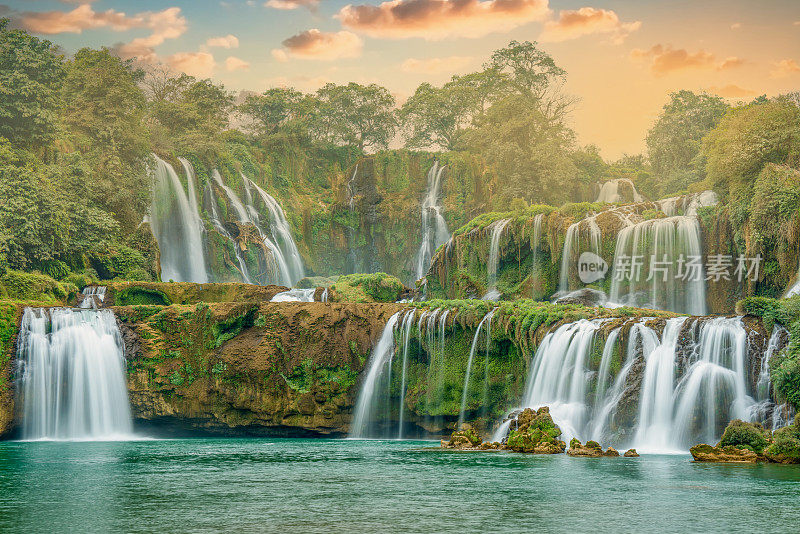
[118,301,402,437]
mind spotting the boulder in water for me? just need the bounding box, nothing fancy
[441,428,483,450]
[623,449,639,458]
[504,407,566,454]
[567,438,604,458]
[763,415,800,464]
[603,447,620,457]
[689,444,760,463]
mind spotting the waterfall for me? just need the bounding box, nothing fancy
[609,216,707,315]
[414,162,450,280]
[148,155,208,283]
[18,308,133,441]
[457,309,496,427]
[656,191,718,217]
[397,310,416,438]
[271,288,316,302]
[245,177,305,285]
[483,220,510,300]
[203,181,253,284]
[492,315,763,451]
[212,171,294,287]
[78,286,106,309]
[596,179,644,203]
[349,312,402,438]
[558,217,601,293]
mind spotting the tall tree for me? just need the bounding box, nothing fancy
[0,19,64,152]
[314,83,397,151]
[646,90,729,195]
[239,87,304,137]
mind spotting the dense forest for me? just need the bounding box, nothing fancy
[1,18,799,295]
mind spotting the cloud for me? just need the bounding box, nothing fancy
[770,59,800,78]
[206,34,239,49]
[336,0,550,40]
[167,51,216,78]
[539,7,641,44]
[265,0,318,9]
[17,4,142,34]
[225,56,250,71]
[708,84,756,98]
[272,29,363,61]
[401,56,473,74]
[730,22,741,30]
[630,45,742,75]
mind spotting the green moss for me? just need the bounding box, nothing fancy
[718,419,769,453]
[331,272,404,303]
[116,287,172,306]
[0,270,68,304]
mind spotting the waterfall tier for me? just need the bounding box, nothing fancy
[18,308,134,441]
[415,162,450,281]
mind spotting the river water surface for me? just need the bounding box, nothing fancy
[0,438,798,533]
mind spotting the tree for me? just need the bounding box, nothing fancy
[0,19,65,152]
[314,83,397,151]
[646,90,729,195]
[239,87,304,137]
[703,97,800,200]
[61,48,149,228]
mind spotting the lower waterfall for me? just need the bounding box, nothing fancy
[18,308,134,441]
[483,220,510,300]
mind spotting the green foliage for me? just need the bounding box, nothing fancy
[646,90,729,197]
[116,287,171,306]
[315,83,397,151]
[0,269,68,304]
[0,19,64,150]
[718,419,770,453]
[764,415,800,464]
[331,273,404,303]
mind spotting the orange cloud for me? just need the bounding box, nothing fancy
[272,29,363,61]
[207,34,239,49]
[225,56,250,71]
[336,0,550,40]
[631,45,738,75]
[539,7,641,44]
[265,0,319,9]
[19,4,141,34]
[167,51,216,78]
[770,59,800,78]
[400,56,473,74]
[708,84,756,98]
[730,22,742,30]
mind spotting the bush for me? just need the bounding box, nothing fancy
[718,419,770,453]
[0,269,67,304]
[764,415,800,464]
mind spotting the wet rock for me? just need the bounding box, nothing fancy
[505,407,566,454]
[603,447,620,457]
[567,438,604,457]
[442,429,482,450]
[623,449,639,457]
[763,415,800,464]
[690,444,760,463]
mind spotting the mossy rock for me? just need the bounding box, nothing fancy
[329,273,405,303]
[764,415,800,464]
[0,270,69,304]
[442,428,483,449]
[689,443,760,463]
[718,419,770,453]
[505,407,565,454]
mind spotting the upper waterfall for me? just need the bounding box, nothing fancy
[18,308,134,441]
[415,161,450,281]
[148,155,208,283]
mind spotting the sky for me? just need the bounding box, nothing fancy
[2,0,799,159]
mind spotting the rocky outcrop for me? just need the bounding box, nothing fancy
[504,407,566,454]
[690,444,760,463]
[103,281,287,307]
[567,439,619,458]
[116,301,402,437]
[441,428,483,450]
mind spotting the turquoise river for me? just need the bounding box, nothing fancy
[1,438,799,533]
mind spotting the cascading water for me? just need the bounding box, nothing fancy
[78,286,106,309]
[414,161,450,281]
[349,312,402,438]
[457,309,496,427]
[397,310,416,438]
[245,177,305,285]
[656,190,718,217]
[558,217,601,293]
[212,170,295,287]
[18,308,133,440]
[483,220,510,300]
[609,216,707,315]
[271,288,316,302]
[148,155,208,283]
[492,315,765,451]
[596,179,644,203]
[202,180,253,283]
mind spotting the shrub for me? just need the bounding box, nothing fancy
[718,419,770,453]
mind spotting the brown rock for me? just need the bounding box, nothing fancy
[690,444,760,463]
[623,449,639,457]
[603,447,620,457]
